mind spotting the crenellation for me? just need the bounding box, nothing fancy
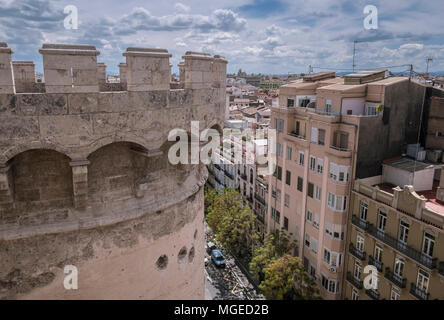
[96,62,107,85]
[39,44,100,93]
[0,43,15,94]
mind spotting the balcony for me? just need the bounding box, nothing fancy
[365,288,380,300]
[384,267,406,288]
[367,224,437,270]
[247,196,253,203]
[352,215,369,231]
[410,283,429,300]
[368,255,383,272]
[254,211,265,224]
[215,176,223,185]
[255,193,266,205]
[288,131,306,140]
[439,262,444,277]
[346,272,363,289]
[214,163,222,171]
[224,170,234,180]
[349,243,366,261]
[241,173,247,180]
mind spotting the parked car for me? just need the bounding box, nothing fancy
[210,249,226,268]
[206,241,216,254]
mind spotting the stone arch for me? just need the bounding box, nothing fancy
[86,141,151,207]
[4,149,74,225]
[1,142,72,165]
[82,134,153,160]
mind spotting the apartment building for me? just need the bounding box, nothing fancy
[268,70,426,299]
[344,157,444,300]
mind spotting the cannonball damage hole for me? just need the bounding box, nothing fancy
[188,247,195,263]
[156,255,168,270]
[178,246,187,263]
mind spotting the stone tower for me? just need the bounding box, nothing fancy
[0,43,227,299]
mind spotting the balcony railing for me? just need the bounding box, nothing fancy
[288,131,306,140]
[439,262,444,277]
[224,170,234,180]
[349,243,366,261]
[314,108,341,117]
[384,267,406,288]
[365,289,380,300]
[214,164,222,171]
[330,145,351,152]
[215,176,223,185]
[352,215,370,231]
[410,283,429,300]
[368,255,383,272]
[255,193,266,205]
[346,272,363,289]
[254,211,265,224]
[367,224,437,270]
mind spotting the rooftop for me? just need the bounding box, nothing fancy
[383,156,434,172]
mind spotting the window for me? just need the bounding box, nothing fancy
[272,186,276,198]
[374,246,383,262]
[394,258,404,277]
[284,217,289,231]
[284,194,290,208]
[359,201,368,221]
[352,289,359,300]
[322,276,339,293]
[277,143,283,157]
[313,213,319,228]
[297,177,303,192]
[309,265,316,279]
[299,98,310,108]
[422,232,435,257]
[318,129,326,145]
[417,269,430,292]
[286,146,292,160]
[250,169,253,184]
[271,208,281,224]
[330,252,342,267]
[317,158,324,174]
[285,170,291,185]
[328,193,347,212]
[315,186,321,201]
[325,222,343,240]
[329,162,349,182]
[323,248,330,264]
[299,151,305,166]
[311,127,318,143]
[308,183,314,198]
[311,237,318,253]
[275,118,284,133]
[356,234,365,252]
[377,210,387,232]
[399,221,409,244]
[306,210,313,222]
[287,98,294,108]
[276,189,281,202]
[390,287,400,300]
[325,99,332,113]
[354,262,362,280]
[309,156,316,171]
[277,166,282,180]
[305,233,311,247]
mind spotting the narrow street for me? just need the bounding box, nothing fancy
[204,223,265,300]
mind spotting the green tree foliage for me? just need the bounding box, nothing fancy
[205,188,258,257]
[249,229,297,281]
[259,254,319,300]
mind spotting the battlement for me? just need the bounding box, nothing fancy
[0,43,227,95]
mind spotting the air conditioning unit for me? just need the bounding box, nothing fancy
[330,266,337,273]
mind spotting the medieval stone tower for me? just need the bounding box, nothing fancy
[0,42,227,299]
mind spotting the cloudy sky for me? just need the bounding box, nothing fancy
[1,0,444,75]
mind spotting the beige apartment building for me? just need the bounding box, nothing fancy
[268,70,426,299]
[344,158,444,300]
